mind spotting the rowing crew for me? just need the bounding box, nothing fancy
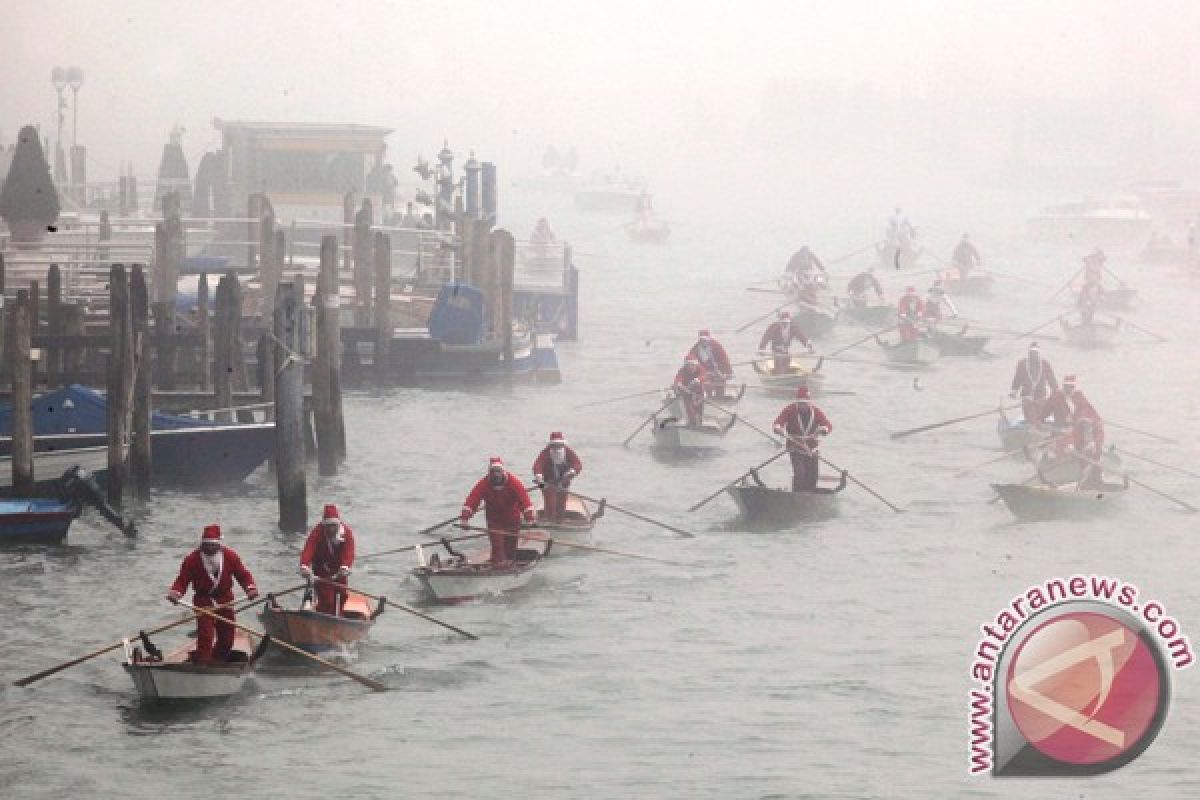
[897,283,960,342]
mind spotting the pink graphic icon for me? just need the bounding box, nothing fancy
[1006,611,1163,766]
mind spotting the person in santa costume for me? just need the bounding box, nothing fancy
[1008,341,1059,424]
[758,310,814,374]
[299,503,356,616]
[922,282,958,329]
[167,525,259,663]
[1063,374,1105,450]
[896,286,925,342]
[532,432,583,522]
[461,457,536,564]
[686,329,733,398]
[847,267,884,308]
[772,386,832,492]
[673,356,708,427]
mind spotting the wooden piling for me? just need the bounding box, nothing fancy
[130,266,152,497]
[212,273,237,422]
[273,280,307,532]
[342,191,356,274]
[152,302,176,390]
[373,232,392,381]
[98,210,112,263]
[61,304,85,385]
[259,209,278,315]
[313,236,341,475]
[196,272,211,390]
[353,200,373,317]
[0,254,6,384]
[46,265,62,387]
[9,290,34,497]
[106,265,135,507]
[165,214,183,307]
[492,230,516,377]
[256,332,275,421]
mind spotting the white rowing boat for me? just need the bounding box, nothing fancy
[412,536,550,603]
[121,629,268,702]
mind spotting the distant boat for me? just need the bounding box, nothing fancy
[573,169,645,213]
[1027,197,1151,245]
[0,499,77,544]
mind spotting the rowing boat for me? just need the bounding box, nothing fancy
[0,499,78,544]
[533,493,604,550]
[122,630,269,702]
[751,356,826,395]
[726,469,846,526]
[1059,317,1120,348]
[996,408,1063,452]
[788,304,838,339]
[835,301,893,328]
[991,480,1128,521]
[874,335,940,366]
[650,405,736,457]
[928,325,989,357]
[1034,447,1122,485]
[939,271,995,296]
[412,536,550,604]
[259,591,383,656]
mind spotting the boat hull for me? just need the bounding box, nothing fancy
[1060,318,1119,348]
[751,358,825,394]
[532,494,601,551]
[412,539,549,603]
[930,329,989,356]
[877,338,940,365]
[0,500,77,543]
[991,482,1127,521]
[259,593,377,655]
[727,485,841,526]
[837,303,893,328]
[121,631,261,702]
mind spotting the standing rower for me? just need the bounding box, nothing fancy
[673,356,708,427]
[1009,342,1059,424]
[687,329,733,398]
[461,458,536,564]
[532,432,583,522]
[896,286,924,342]
[951,234,982,278]
[167,525,259,664]
[847,267,884,308]
[772,387,832,492]
[759,310,814,374]
[299,504,356,616]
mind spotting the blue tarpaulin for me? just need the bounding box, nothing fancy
[0,385,219,436]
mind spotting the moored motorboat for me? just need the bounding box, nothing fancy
[0,499,78,544]
[121,630,269,702]
[874,335,940,366]
[751,357,825,395]
[259,591,383,656]
[990,479,1129,521]
[726,469,846,526]
[533,493,604,550]
[412,536,550,604]
[1059,317,1120,348]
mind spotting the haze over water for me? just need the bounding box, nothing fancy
[4,2,1200,798]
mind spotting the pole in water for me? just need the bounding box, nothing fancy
[274,280,307,532]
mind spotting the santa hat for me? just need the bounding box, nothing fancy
[200,524,222,543]
[698,329,711,338]
[1063,374,1077,390]
[1029,341,1039,351]
[548,431,566,445]
[779,310,791,319]
[488,456,505,470]
[321,504,340,523]
[795,386,811,400]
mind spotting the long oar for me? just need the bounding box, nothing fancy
[1116,448,1200,480]
[688,450,791,512]
[1049,268,1082,300]
[890,404,1021,439]
[575,387,666,410]
[13,585,306,688]
[1069,452,1198,513]
[310,576,478,640]
[1108,315,1167,343]
[176,599,388,691]
[746,286,785,295]
[736,298,794,334]
[561,489,697,539]
[740,385,858,398]
[828,325,898,357]
[622,396,675,447]
[987,271,1054,289]
[1105,420,1176,445]
[957,318,1061,340]
[361,530,489,560]
[815,451,904,513]
[455,524,684,564]
[1014,315,1063,340]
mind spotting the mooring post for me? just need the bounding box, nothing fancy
[353,200,373,320]
[46,265,62,387]
[373,232,392,382]
[256,332,275,421]
[10,290,34,496]
[259,208,277,317]
[130,266,152,497]
[492,230,516,380]
[212,273,234,422]
[106,265,135,507]
[196,272,211,390]
[0,253,6,382]
[152,302,176,390]
[313,236,343,475]
[273,280,307,532]
[61,304,84,385]
[342,191,356,274]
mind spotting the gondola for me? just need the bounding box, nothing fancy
[874,335,940,366]
[1034,447,1122,485]
[411,535,551,604]
[259,590,384,656]
[122,630,270,702]
[726,468,846,526]
[532,493,605,550]
[991,478,1129,521]
[1059,317,1120,348]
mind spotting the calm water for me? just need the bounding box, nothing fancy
[3,183,1200,799]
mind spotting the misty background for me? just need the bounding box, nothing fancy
[4,0,1199,237]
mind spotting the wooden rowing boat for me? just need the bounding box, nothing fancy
[650,407,736,457]
[788,304,838,339]
[412,536,550,604]
[122,630,269,702]
[874,335,940,366]
[751,356,826,395]
[928,325,989,356]
[835,301,893,328]
[1034,448,1122,485]
[259,590,383,656]
[939,271,995,296]
[726,469,846,526]
[996,407,1063,452]
[533,492,604,550]
[991,479,1129,521]
[1060,317,1120,348]
[0,499,78,544]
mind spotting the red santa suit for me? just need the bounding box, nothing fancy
[532,432,583,521]
[896,289,924,342]
[462,459,535,563]
[674,360,708,426]
[687,331,732,397]
[759,315,811,374]
[1066,384,1104,450]
[168,525,258,663]
[847,271,883,307]
[300,504,356,615]
[1009,347,1058,423]
[772,389,832,491]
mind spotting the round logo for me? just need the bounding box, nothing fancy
[1005,611,1168,768]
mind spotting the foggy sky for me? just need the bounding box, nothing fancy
[4,1,1199,206]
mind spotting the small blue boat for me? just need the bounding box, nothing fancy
[0,499,78,544]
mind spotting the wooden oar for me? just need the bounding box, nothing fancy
[687,450,791,512]
[361,530,488,560]
[622,396,675,447]
[746,286,785,295]
[735,298,795,334]
[740,385,858,397]
[575,387,667,410]
[890,404,1021,439]
[13,585,306,688]
[828,325,898,357]
[1013,315,1064,340]
[1049,268,1082,300]
[415,515,461,538]
[1116,448,1200,480]
[1107,315,1167,342]
[176,599,388,691]
[310,577,478,640]
[1105,420,1176,445]
[561,489,697,539]
[455,524,684,565]
[1069,452,1198,513]
[816,452,904,513]
[957,318,1061,340]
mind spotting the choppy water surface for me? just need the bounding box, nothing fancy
[4,188,1200,799]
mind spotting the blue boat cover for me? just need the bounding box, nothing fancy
[0,385,219,436]
[427,283,484,345]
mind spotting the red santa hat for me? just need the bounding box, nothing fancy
[698,329,711,339]
[779,310,791,319]
[795,386,811,400]
[321,504,341,526]
[1063,374,1077,390]
[200,524,222,543]
[488,456,505,470]
[548,431,566,445]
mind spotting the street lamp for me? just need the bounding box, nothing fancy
[66,66,83,149]
[51,67,67,184]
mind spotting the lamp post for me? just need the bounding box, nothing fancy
[66,66,83,149]
[50,67,67,185]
